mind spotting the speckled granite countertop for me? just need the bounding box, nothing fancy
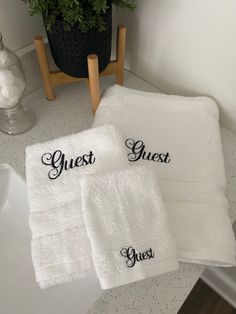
[0,50,236,314]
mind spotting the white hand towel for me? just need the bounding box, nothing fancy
[92,84,236,266]
[26,125,129,288]
[80,166,179,290]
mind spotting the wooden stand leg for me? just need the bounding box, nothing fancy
[87,55,100,114]
[116,25,126,85]
[34,36,55,101]
[34,25,126,106]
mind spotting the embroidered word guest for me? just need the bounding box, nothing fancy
[125,138,171,163]
[41,150,96,180]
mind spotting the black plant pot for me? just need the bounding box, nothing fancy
[44,6,112,78]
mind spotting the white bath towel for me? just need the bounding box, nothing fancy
[93,85,236,266]
[26,125,129,288]
[80,166,179,289]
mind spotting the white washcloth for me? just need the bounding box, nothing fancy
[26,125,129,288]
[80,166,179,289]
[93,85,236,266]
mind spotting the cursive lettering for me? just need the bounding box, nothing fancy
[41,149,96,180]
[120,246,155,268]
[125,138,171,163]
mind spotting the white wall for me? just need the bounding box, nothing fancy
[0,0,44,51]
[113,0,236,132]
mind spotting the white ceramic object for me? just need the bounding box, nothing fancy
[0,164,102,314]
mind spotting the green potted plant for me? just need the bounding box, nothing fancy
[23,0,136,78]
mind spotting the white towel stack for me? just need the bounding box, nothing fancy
[80,166,179,289]
[93,84,236,266]
[26,125,129,288]
[26,84,236,291]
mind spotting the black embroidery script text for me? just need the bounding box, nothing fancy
[41,149,96,180]
[125,138,171,163]
[120,246,155,268]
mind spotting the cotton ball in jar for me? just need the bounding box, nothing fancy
[0,91,8,107]
[0,69,15,85]
[0,49,12,68]
[0,48,25,109]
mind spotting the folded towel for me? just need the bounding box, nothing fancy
[80,166,179,289]
[92,85,236,266]
[26,125,129,288]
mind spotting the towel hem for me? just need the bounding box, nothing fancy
[178,250,236,267]
[35,259,95,282]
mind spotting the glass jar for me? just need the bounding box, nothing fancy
[0,32,35,135]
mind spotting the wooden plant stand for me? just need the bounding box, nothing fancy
[34,25,126,113]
